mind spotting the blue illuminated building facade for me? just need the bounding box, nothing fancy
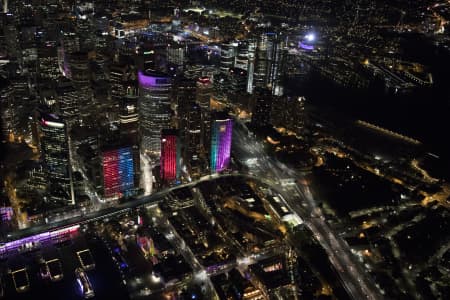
[102,146,135,198]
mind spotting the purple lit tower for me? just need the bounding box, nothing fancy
[210,112,233,173]
[138,70,172,154]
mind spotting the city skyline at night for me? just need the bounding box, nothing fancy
[0,1,449,299]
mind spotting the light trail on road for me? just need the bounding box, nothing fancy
[232,120,383,300]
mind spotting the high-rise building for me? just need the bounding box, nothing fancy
[251,88,273,128]
[138,70,172,155]
[246,40,257,94]
[254,33,269,89]
[196,76,212,111]
[38,111,74,206]
[160,129,180,183]
[174,77,196,138]
[267,35,287,96]
[66,51,94,122]
[110,63,134,105]
[210,112,233,173]
[235,42,249,71]
[37,40,59,80]
[228,68,248,95]
[0,79,18,142]
[101,146,136,198]
[11,75,35,142]
[167,42,185,72]
[220,42,238,73]
[75,2,95,52]
[109,63,136,122]
[252,32,287,96]
[196,76,213,160]
[185,102,203,178]
[56,78,80,126]
[119,92,139,145]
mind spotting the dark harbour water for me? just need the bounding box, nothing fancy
[285,34,450,179]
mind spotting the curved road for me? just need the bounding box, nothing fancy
[3,122,384,300]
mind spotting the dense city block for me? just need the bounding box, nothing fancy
[0,0,449,299]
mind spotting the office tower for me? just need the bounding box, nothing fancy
[173,78,203,178]
[117,89,140,192]
[110,63,133,105]
[101,146,136,198]
[254,33,269,89]
[67,51,94,122]
[253,32,286,95]
[235,42,249,71]
[289,96,307,135]
[268,35,287,96]
[174,77,196,136]
[92,53,108,81]
[210,112,233,173]
[185,102,203,178]
[18,24,38,82]
[60,30,79,59]
[220,42,237,73]
[228,68,248,95]
[11,75,34,142]
[4,17,20,59]
[75,2,95,52]
[38,111,74,206]
[119,92,139,145]
[138,70,172,154]
[167,42,185,72]
[0,79,18,142]
[196,76,213,160]
[246,40,257,94]
[110,63,136,121]
[160,129,180,183]
[37,40,59,80]
[56,78,80,126]
[196,76,212,111]
[251,88,273,128]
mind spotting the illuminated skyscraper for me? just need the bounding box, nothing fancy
[254,33,269,89]
[220,42,238,73]
[160,129,180,183]
[186,102,202,160]
[38,111,74,205]
[253,32,286,95]
[56,78,80,126]
[138,70,172,154]
[118,91,141,187]
[196,76,213,154]
[101,146,135,198]
[119,92,139,144]
[66,51,94,122]
[110,63,136,120]
[0,79,18,142]
[185,102,203,178]
[210,113,233,173]
[75,1,95,52]
[196,76,212,111]
[246,40,257,94]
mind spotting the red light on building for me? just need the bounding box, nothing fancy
[160,130,180,182]
[197,76,211,84]
[103,149,120,197]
